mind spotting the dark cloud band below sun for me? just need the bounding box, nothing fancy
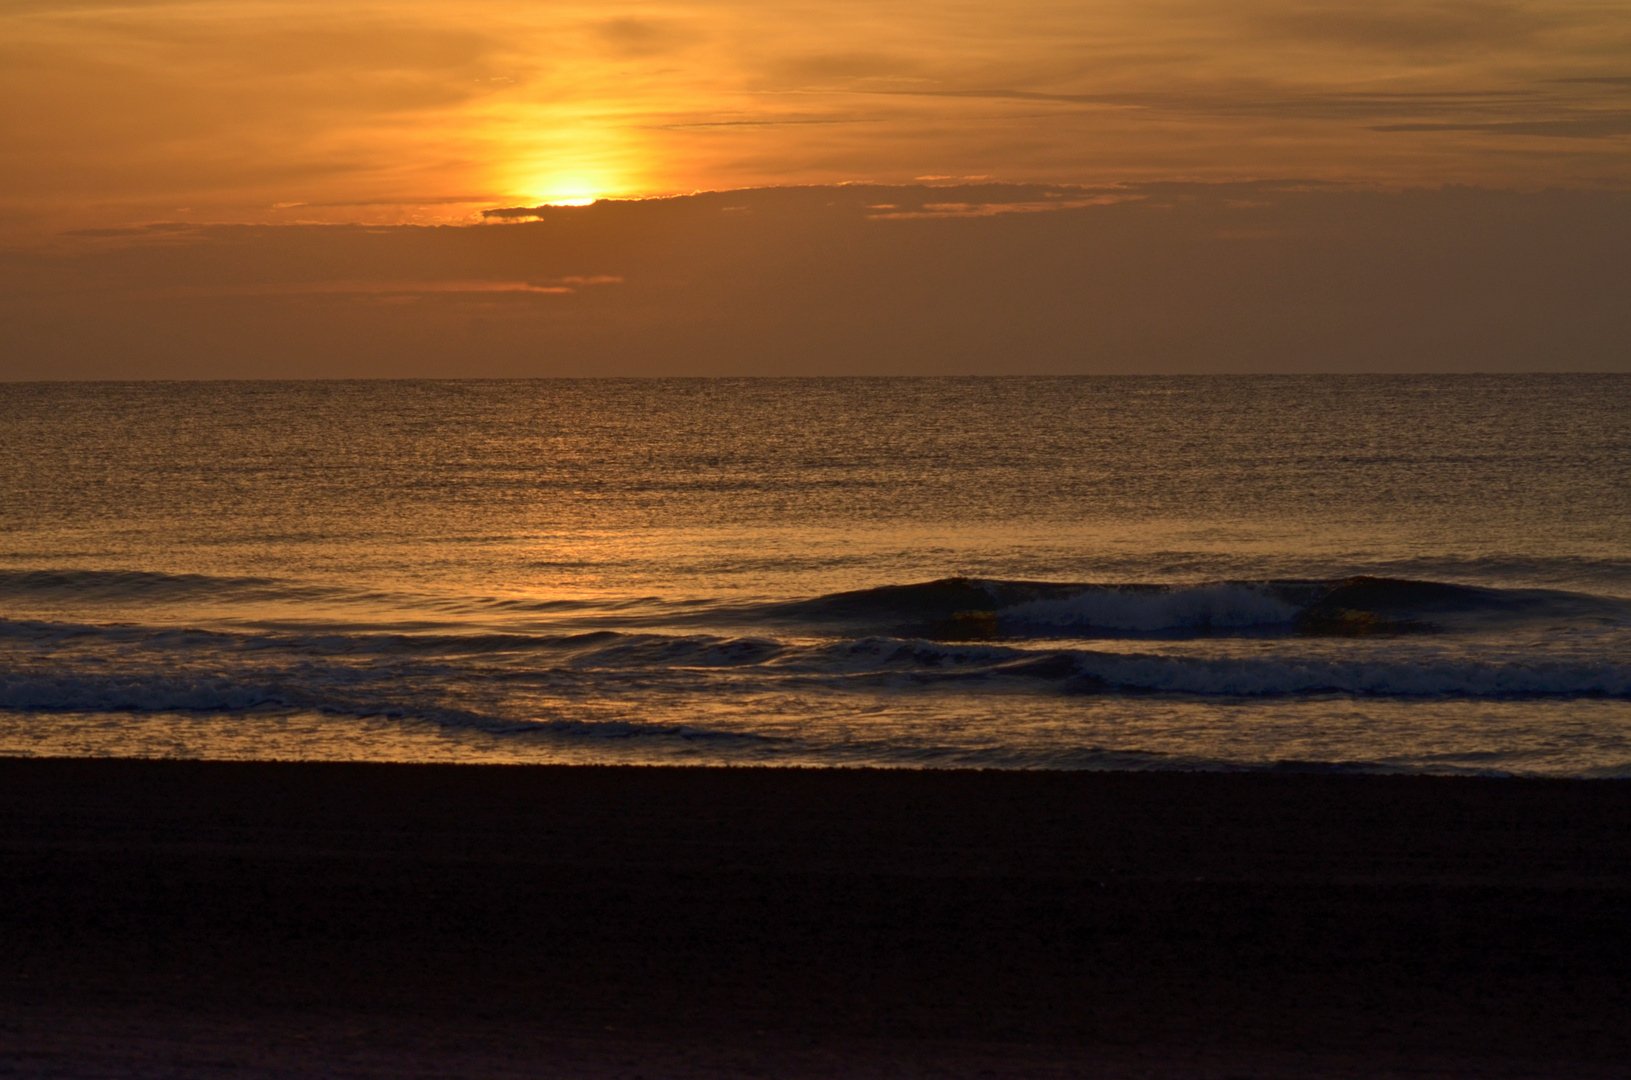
[3,182,1629,379]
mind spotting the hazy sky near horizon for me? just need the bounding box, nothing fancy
[7,184,1629,378]
[3,0,1630,375]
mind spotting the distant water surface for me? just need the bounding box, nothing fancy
[2,376,1629,774]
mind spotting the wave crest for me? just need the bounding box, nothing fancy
[766,575,1624,639]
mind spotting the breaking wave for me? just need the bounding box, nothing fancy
[763,575,1628,639]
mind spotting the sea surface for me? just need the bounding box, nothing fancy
[2,376,1629,774]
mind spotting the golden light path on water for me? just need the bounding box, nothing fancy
[3,0,1630,238]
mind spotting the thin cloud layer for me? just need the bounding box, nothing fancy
[1246,2,1554,49]
[2,0,1628,240]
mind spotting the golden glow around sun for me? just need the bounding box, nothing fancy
[507,123,644,208]
[524,176,610,206]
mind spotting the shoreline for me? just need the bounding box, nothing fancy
[6,747,1627,779]
[4,757,1630,1077]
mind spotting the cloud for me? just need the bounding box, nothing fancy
[865,85,1543,129]
[1373,113,1631,138]
[6,184,1630,379]
[767,51,919,85]
[140,278,622,299]
[591,17,699,58]
[4,0,1630,242]
[483,205,602,221]
[0,5,528,238]
[866,195,1139,219]
[651,115,884,131]
[872,86,1553,124]
[868,88,1124,106]
[1245,1,1551,49]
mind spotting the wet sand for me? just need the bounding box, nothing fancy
[3,757,1630,1078]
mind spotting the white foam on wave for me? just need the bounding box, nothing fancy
[5,616,1630,736]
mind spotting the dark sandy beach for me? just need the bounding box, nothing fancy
[3,758,1629,1078]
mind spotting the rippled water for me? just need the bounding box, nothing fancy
[2,376,1628,773]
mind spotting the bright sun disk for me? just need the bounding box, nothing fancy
[523,174,612,207]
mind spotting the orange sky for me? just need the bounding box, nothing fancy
[5,0,1631,239]
[4,2,1630,377]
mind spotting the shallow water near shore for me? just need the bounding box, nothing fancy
[2,375,1629,774]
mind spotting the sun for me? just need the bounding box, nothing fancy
[523,175,611,207]
[503,122,648,209]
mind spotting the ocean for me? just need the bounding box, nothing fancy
[2,375,1628,774]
